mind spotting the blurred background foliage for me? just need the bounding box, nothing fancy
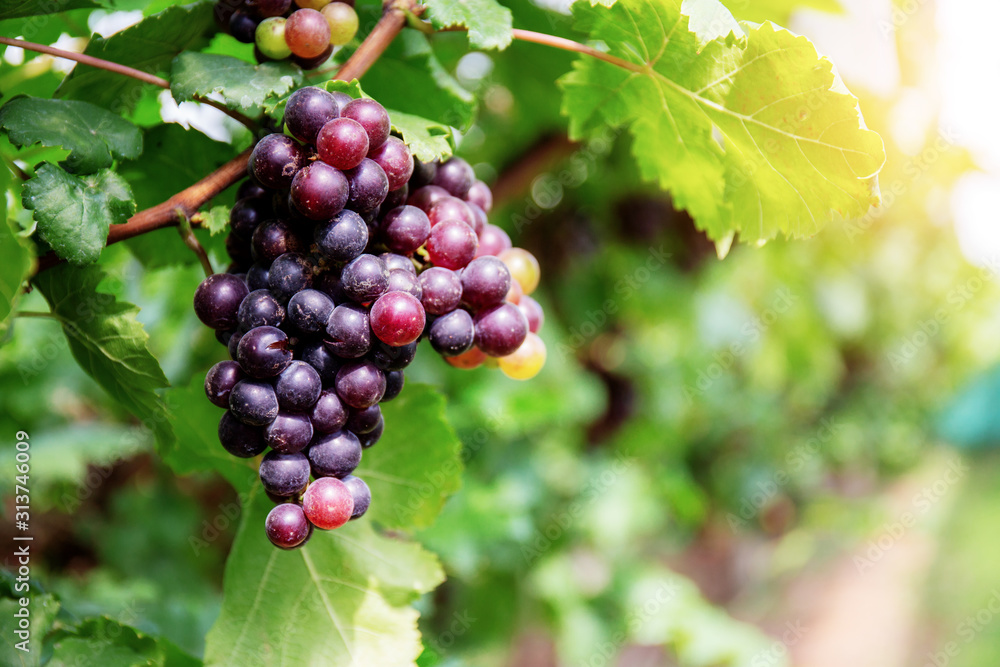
[5,0,1000,665]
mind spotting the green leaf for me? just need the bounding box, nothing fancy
[362,30,476,129]
[0,198,35,339]
[0,0,97,19]
[424,0,513,49]
[55,3,214,113]
[0,573,60,666]
[170,52,303,113]
[559,0,885,244]
[0,97,143,174]
[33,264,172,444]
[388,111,454,163]
[360,384,462,530]
[204,489,444,667]
[726,0,843,24]
[199,205,230,235]
[46,617,200,667]
[22,163,135,265]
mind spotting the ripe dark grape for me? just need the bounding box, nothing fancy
[428,309,475,357]
[237,326,292,378]
[325,303,371,358]
[302,477,354,529]
[340,98,390,150]
[346,404,381,434]
[265,412,314,454]
[230,198,268,240]
[275,360,322,411]
[315,209,368,263]
[238,289,286,330]
[252,220,306,264]
[268,252,315,303]
[287,288,334,336]
[476,224,512,257]
[461,256,511,311]
[340,254,388,303]
[292,44,333,70]
[370,291,425,346]
[227,331,243,360]
[284,8,331,59]
[408,185,449,212]
[298,341,342,383]
[247,262,270,290]
[381,252,416,275]
[229,10,259,42]
[237,179,269,201]
[380,205,429,255]
[466,180,493,212]
[311,389,348,433]
[382,370,404,401]
[410,158,438,188]
[335,360,386,408]
[433,156,475,198]
[427,220,478,270]
[225,233,254,269]
[194,274,249,330]
[283,86,340,144]
[259,450,311,496]
[468,202,487,235]
[290,162,349,220]
[265,503,311,549]
[368,137,412,191]
[317,117,369,170]
[216,327,236,347]
[205,360,245,408]
[229,379,280,425]
[341,475,371,519]
[246,0,291,17]
[474,303,528,357]
[370,340,417,371]
[518,295,544,333]
[386,269,421,299]
[418,267,462,315]
[308,429,361,478]
[219,411,268,457]
[249,133,304,189]
[382,184,409,211]
[428,196,475,229]
[358,419,383,448]
[345,158,389,213]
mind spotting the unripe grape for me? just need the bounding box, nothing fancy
[256,17,292,60]
[498,332,546,380]
[321,2,358,46]
[498,247,540,294]
[285,8,331,59]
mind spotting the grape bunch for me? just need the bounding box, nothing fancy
[193,86,546,550]
[213,0,358,70]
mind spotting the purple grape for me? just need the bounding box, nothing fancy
[228,330,243,360]
[237,179,268,201]
[237,326,292,378]
[259,450,311,496]
[287,289,335,336]
[380,205,430,255]
[342,474,371,519]
[476,224,512,257]
[382,184,409,211]
[368,137,413,191]
[346,404,381,434]
[474,303,528,357]
[409,159,438,189]
[225,233,254,268]
[290,162,349,220]
[283,86,341,145]
[311,389,348,434]
[292,44,334,71]
[230,198,269,240]
[219,411,268,457]
[370,291,424,347]
[307,429,362,478]
[238,289,286,330]
[345,158,389,213]
[408,185,449,213]
[194,274,249,330]
[418,267,462,315]
[386,269,421,299]
[335,360,386,408]
[340,254,388,303]
[427,220,478,270]
[340,98,390,150]
[229,10,259,42]
[466,180,493,212]
[518,295,544,333]
[317,117,369,170]
[229,379,280,425]
[358,418,383,448]
[247,262,270,290]
[382,370,404,401]
[249,134,305,190]
[428,309,475,357]
[265,412,314,454]
[205,360,245,408]
[468,202,487,235]
[265,503,311,549]
[251,219,306,265]
[298,341,342,383]
[461,256,511,311]
[428,196,475,229]
[380,252,416,274]
[315,209,368,263]
[275,360,322,411]
[433,156,475,198]
[325,303,371,358]
[268,252,315,303]
[370,340,417,371]
[246,0,291,18]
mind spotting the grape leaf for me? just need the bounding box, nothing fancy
[388,111,454,163]
[204,489,444,667]
[0,199,35,339]
[170,52,302,113]
[33,263,172,444]
[559,0,885,244]
[45,617,200,667]
[359,384,462,530]
[0,96,143,174]
[424,0,513,50]
[726,0,843,24]
[55,3,214,113]
[0,574,60,666]
[23,163,135,265]
[362,30,476,130]
[0,0,97,19]
[199,205,230,235]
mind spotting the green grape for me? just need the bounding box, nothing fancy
[321,2,359,46]
[256,16,292,60]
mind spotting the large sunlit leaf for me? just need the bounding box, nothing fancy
[560,0,885,244]
[170,52,302,113]
[423,0,513,49]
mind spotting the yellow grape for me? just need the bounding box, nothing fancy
[321,2,359,46]
[256,17,292,60]
[498,333,546,380]
[295,0,332,9]
[498,248,540,295]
